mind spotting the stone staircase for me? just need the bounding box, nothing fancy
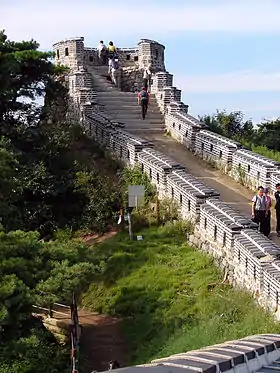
[88,66,165,135]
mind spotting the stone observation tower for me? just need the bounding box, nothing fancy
[52,37,280,372]
[53,37,165,72]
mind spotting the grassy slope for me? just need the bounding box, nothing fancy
[82,224,280,365]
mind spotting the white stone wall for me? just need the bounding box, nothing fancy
[231,149,280,189]
[194,130,241,172]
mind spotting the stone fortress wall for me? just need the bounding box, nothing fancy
[53,37,280,320]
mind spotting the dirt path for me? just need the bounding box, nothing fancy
[82,230,118,246]
[79,309,127,373]
[78,230,126,372]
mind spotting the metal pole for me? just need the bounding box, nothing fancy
[156,194,160,225]
[127,203,133,240]
[127,210,133,240]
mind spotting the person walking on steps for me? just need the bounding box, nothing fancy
[97,40,107,65]
[143,65,152,91]
[111,57,120,85]
[251,186,269,237]
[107,41,117,60]
[138,86,150,120]
[263,187,272,237]
[275,183,280,236]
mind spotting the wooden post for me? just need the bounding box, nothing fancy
[156,194,160,225]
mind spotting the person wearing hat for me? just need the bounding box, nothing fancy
[251,186,269,237]
[137,86,150,120]
[264,187,272,237]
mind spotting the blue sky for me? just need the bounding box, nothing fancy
[2,0,280,123]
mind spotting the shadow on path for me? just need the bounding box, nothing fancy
[79,309,127,372]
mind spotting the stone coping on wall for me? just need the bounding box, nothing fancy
[262,260,280,280]
[169,170,220,197]
[238,230,280,258]
[138,38,165,49]
[235,149,280,168]
[140,148,186,171]
[53,36,84,46]
[200,204,243,231]
[101,335,280,373]
[205,199,258,229]
[169,112,204,129]
[197,130,241,149]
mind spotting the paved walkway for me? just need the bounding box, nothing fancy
[145,133,280,245]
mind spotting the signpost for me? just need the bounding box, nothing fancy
[127,185,145,240]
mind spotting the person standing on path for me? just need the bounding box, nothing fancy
[275,183,280,236]
[263,187,272,237]
[251,186,269,237]
[143,65,152,91]
[97,40,107,65]
[111,58,120,85]
[138,86,150,120]
[107,41,117,59]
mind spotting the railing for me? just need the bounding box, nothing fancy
[32,293,81,373]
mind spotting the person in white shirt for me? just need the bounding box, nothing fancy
[97,40,106,65]
[143,65,152,91]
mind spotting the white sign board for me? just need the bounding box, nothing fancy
[128,185,145,207]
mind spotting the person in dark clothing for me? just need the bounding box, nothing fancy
[137,86,150,120]
[275,183,280,236]
[143,65,152,91]
[252,186,269,237]
[263,187,272,237]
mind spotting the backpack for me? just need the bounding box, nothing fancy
[112,60,119,69]
[140,90,148,100]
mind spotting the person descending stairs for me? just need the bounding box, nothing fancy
[87,65,165,135]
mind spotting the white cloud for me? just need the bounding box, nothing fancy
[175,70,280,94]
[1,0,280,49]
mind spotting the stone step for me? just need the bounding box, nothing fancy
[99,102,160,109]
[104,110,164,118]
[97,91,137,97]
[127,128,165,135]
[110,118,164,125]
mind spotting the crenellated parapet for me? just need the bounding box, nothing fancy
[99,334,280,373]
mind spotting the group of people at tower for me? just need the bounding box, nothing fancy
[251,184,280,238]
[97,40,120,85]
[96,40,153,120]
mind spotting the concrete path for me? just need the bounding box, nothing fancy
[144,133,280,245]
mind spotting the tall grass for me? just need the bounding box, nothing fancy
[82,224,280,365]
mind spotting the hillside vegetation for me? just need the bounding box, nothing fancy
[2,30,280,372]
[82,223,280,365]
[0,31,122,373]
